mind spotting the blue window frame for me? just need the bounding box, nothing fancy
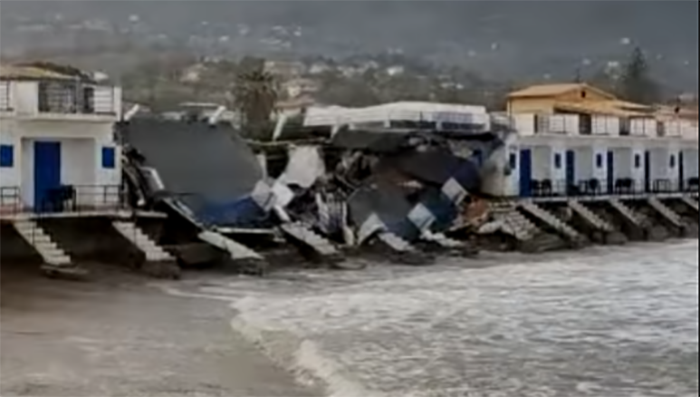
[509,153,517,169]
[634,154,641,169]
[554,153,562,169]
[101,146,115,169]
[669,154,676,168]
[0,144,14,167]
[595,153,603,168]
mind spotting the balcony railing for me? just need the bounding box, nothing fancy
[37,82,116,115]
[0,184,126,216]
[526,177,698,198]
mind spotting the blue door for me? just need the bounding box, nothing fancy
[606,151,615,194]
[644,151,651,192]
[34,141,61,211]
[678,151,684,191]
[565,150,576,194]
[519,149,532,197]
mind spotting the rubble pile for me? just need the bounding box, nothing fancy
[119,117,501,274]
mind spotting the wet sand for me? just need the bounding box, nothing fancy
[0,262,320,397]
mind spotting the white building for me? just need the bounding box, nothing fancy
[302,101,491,132]
[0,64,122,214]
[487,113,699,197]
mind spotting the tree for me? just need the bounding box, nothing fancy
[619,47,660,104]
[232,57,278,141]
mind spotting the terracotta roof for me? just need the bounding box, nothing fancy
[0,64,76,80]
[507,83,616,100]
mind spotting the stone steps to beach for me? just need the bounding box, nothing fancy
[568,200,614,232]
[646,197,683,228]
[680,196,699,213]
[519,202,585,243]
[607,199,647,227]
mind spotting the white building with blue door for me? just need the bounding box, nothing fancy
[489,113,699,197]
[0,63,122,215]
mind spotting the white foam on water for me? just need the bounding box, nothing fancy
[230,241,699,397]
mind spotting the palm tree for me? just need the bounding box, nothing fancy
[232,60,278,141]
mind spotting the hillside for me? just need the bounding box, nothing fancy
[0,0,698,86]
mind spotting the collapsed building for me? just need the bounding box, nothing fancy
[2,61,696,279]
[118,107,498,273]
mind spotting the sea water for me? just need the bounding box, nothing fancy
[207,241,698,397]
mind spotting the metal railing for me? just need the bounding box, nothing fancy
[526,177,698,198]
[37,82,116,115]
[35,184,125,213]
[0,186,22,214]
[0,184,125,216]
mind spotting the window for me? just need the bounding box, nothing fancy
[580,90,587,99]
[101,146,116,169]
[634,154,641,169]
[0,144,13,167]
[596,153,603,168]
[554,153,562,169]
[509,153,517,169]
[670,155,676,168]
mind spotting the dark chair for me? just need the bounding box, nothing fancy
[530,180,541,196]
[614,178,634,194]
[586,178,600,195]
[541,179,553,196]
[687,177,699,192]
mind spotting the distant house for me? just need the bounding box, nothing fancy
[506,83,652,117]
[263,60,305,78]
[280,78,320,99]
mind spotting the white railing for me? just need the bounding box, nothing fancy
[513,113,697,140]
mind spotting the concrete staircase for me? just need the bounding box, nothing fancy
[607,199,646,227]
[568,200,614,232]
[646,197,683,228]
[421,230,463,248]
[198,230,264,261]
[680,196,699,213]
[519,202,585,243]
[280,222,339,257]
[13,219,72,266]
[377,231,416,252]
[487,203,540,241]
[112,221,175,262]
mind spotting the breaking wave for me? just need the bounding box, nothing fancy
[230,241,699,397]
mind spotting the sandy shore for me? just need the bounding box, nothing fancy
[0,262,320,397]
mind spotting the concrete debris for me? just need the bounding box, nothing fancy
[116,117,697,276]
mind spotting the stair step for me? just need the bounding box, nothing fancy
[647,198,682,227]
[520,202,583,241]
[112,221,175,262]
[280,223,338,256]
[570,201,612,231]
[13,220,73,266]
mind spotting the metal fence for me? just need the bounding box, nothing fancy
[0,184,125,216]
[37,82,115,115]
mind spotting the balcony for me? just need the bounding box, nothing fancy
[0,80,121,121]
[0,184,125,219]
